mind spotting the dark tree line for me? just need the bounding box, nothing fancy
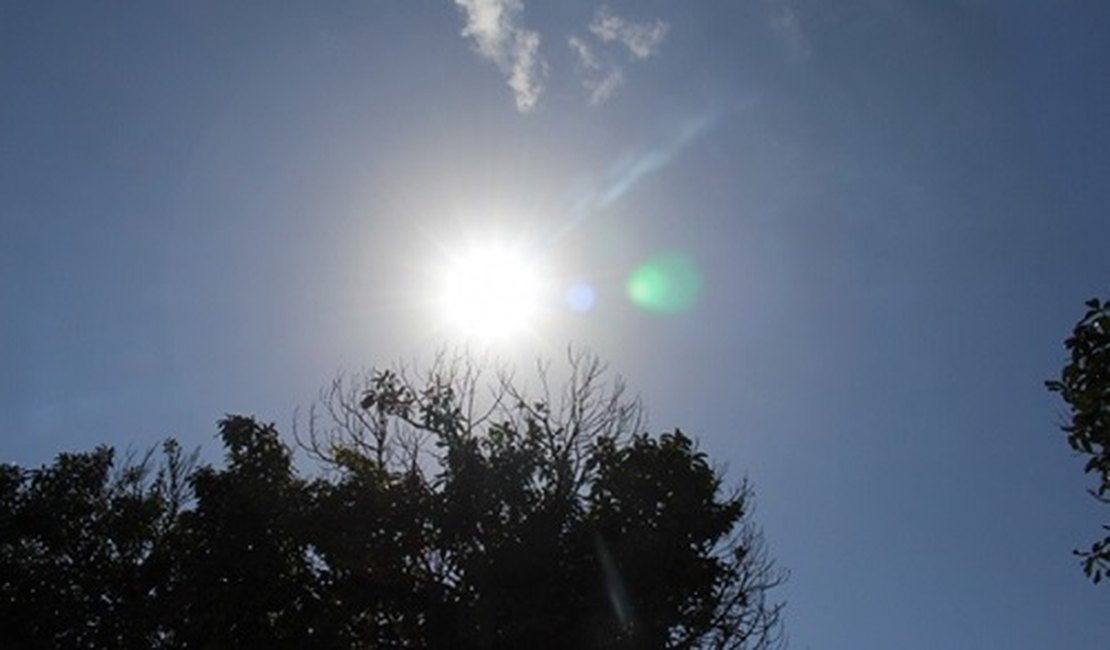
[1,354,785,648]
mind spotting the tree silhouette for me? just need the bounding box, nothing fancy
[1047,298,1110,583]
[0,441,195,649]
[1,352,785,648]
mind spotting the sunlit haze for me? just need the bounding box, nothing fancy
[437,240,544,341]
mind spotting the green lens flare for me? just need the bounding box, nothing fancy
[626,253,701,313]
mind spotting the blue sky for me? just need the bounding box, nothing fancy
[2,0,1109,646]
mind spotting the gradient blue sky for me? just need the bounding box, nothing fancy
[3,1,1109,646]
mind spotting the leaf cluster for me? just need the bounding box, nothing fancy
[1047,297,1110,582]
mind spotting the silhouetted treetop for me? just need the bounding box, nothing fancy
[1048,297,1110,582]
[1,351,785,648]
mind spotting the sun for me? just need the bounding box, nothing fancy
[437,242,543,340]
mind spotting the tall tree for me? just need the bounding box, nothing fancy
[299,351,785,648]
[166,416,323,648]
[1047,297,1110,582]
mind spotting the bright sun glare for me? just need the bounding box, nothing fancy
[438,243,542,340]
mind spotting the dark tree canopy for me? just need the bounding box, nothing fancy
[1047,298,1110,582]
[1,353,785,648]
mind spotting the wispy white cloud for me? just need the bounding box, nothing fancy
[452,2,670,110]
[568,36,622,105]
[567,6,669,105]
[453,0,546,112]
[506,29,543,111]
[588,5,669,60]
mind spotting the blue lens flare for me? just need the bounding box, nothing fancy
[566,282,597,312]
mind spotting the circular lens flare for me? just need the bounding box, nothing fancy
[566,282,596,312]
[627,253,701,314]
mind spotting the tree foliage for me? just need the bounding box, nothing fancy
[1047,297,1110,582]
[0,441,196,649]
[1,353,785,648]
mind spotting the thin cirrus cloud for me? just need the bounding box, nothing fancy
[453,0,546,112]
[568,36,622,104]
[569,6,669,105]
[587,5,669,60]
[451,2,669,110]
